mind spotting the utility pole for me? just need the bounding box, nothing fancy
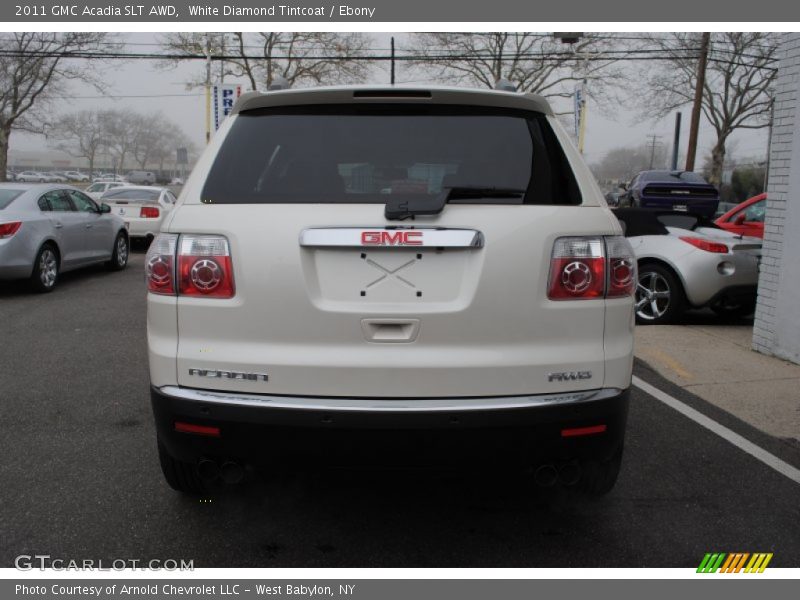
[205,33,212,145]
[671,112,682,171]
[685,32,710,172]
[390,36,395,85]
[647,134,663,170]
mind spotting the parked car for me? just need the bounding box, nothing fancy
[126,170,156,185]
[84,181,125,200]
[15,171,50,183]
[63,171,90,182]
[48,172,68,183]
[0,184,129,292]
[604,190,623,207]
[146,85,637,496]
[715,193,766,239]
[614,208,761,324]
[94,174,127,183]
[101,185,176,242]
[619,170,720,218]
[169,177,185,186]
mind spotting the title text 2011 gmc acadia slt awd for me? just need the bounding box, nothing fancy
[146,86,636,496]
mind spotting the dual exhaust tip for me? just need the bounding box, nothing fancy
[197,458,244,484]
[534,461,581,487]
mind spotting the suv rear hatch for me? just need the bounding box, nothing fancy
[163,104,623,398]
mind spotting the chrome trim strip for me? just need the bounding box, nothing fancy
[299,228,484,248]
[158,386,621,412]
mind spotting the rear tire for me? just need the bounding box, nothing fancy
[30,244,59,293]
[711,299,755,318]
[635,262,685,325]
[581,445,624,496]
[157,439,207,495]
[106,231,129,271]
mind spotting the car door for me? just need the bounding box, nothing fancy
[67,189,113,260]
[39,190,87,269]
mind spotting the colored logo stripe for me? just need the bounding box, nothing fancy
[698,552,773,573]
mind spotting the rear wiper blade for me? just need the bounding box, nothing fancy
[384,186,526,221]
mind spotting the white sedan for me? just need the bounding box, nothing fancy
[613,209,762,324]
[84,181,125,200]
[100,186,177,242]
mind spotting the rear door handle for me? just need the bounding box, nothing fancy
[54,222,63,229]
[85,224,93,228]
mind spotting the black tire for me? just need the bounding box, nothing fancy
[711,299,756,319]
[580,445,624,496]
[635,262,685,325]
[106,231,129,271]
[157,439,207,495]
[29,244,59,293]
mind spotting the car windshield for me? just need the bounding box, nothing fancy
[201,106,581,205]
[104,189,160,201]
[0,189,24,209]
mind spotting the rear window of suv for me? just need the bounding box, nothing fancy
[201,105,581,206]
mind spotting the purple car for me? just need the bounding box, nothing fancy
[619,170,719,218]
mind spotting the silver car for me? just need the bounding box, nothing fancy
[0,184,129,292]
[614,209,761,324]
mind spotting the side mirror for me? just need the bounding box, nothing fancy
[734,213,746,225]
[99,203,111,214]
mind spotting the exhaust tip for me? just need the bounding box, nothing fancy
[220,461,245,485]
[534,464,558,487]
[197,459,219,481]
[558,461,582,486]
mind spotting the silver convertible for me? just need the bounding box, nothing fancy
[0,184,129,292]
[614,209,761,324]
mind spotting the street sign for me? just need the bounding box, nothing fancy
[212,84,242,131]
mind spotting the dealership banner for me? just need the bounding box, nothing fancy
[4,0,800,22]
[212,84,242,131]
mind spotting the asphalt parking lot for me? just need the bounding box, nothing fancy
[1,251,799,568]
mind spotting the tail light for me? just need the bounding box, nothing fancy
[548,237,605,300]
[140,206,160,219]
[145,233,178,295]
[146,233,235,298]
[177,235,235,298]
[0,221,22,239]
[605,236,637,297]
[680,236,729,254]
[548,235,637,300]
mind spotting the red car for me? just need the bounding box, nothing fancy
[715,193,766,238]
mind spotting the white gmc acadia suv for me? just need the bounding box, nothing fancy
[146,86,636,495]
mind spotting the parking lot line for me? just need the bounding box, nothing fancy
[632,375,800,486]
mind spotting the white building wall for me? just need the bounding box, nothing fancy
[753,32,800,364]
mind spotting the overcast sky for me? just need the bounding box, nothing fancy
[10,32,770,169]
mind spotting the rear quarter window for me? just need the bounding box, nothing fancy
[0,189,24,209]
[201,105,581,206]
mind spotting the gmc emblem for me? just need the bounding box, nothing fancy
[361,230,423,246]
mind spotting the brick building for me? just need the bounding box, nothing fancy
[752,32,800,364]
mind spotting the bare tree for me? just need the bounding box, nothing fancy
[637,32,777,186]
[591,144,670,184]
[405,33,627,104]
[159,32,372,90]
[0,32,111,181]
[47,110,106,176]
[101,110,140,172]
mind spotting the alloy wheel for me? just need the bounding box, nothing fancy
[635,271,671,321]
